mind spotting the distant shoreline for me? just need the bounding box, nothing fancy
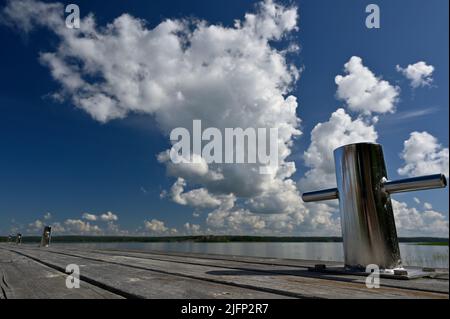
[1,235,448,245]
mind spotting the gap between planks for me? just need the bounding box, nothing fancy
[42,245,450,295]
[5,245,448,299]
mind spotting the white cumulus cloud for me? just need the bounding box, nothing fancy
[64,219,102,235]
[396,61,434,88]
[392,199,448,237]
[335,56,399,114]
[184,222,201,235]
[299,108,378,191]
[50,222,65,233]
[170,177,230,209]
[398,131,449,177]
[100,211,119,222]
[82,213,98,221]
[206,203,341,236]
[27,219,45,233]
[144,219,177,235]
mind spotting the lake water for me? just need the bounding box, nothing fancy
[61,242,449,268]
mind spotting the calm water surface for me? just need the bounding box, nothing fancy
[60,242,449,268]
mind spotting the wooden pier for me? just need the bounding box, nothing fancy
[0,244,448,299]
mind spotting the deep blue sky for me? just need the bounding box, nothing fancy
[0,0,448,235]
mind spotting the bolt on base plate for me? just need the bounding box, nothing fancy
[308,264,448,280]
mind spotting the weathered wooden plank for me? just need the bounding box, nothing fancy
[0,248,122,299]
[2,246,290,299]
[11,245,448,299]
[71,247,449,294]
[82,247,344,268]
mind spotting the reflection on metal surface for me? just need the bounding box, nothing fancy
[383,174,447,194]
[334,143,401,269]
[301,142,448,270]
[40,226,52,247]
[304,174,447,202]
[302,188,338,202]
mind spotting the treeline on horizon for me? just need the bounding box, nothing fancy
[0,235,448,244]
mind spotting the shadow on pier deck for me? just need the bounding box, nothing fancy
[0,244,448,299]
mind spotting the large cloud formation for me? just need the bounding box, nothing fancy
[299,108,378,191]
[398,131,449,177]
[2,0,316,233]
